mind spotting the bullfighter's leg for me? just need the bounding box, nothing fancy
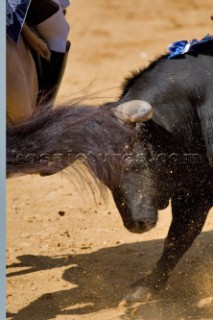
[26,0,71,104]
[122,194,210,303]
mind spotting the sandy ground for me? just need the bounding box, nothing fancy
[6,1,213,319]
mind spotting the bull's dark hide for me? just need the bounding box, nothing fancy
[7,40,213,303]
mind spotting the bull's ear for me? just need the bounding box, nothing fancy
[114,100,153,124]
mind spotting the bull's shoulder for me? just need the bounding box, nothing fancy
[121,41,213,99]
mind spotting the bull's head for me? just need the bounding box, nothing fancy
[112,100,159,234]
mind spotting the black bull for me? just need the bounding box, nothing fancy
[7,41,213,302]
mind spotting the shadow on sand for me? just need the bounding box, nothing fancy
[7,231,213,320]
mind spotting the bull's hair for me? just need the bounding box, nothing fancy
[7,102,135,187]
[121,55,167,99]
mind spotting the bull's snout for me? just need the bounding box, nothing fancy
[123,203,158,233]
[124,219,157,234]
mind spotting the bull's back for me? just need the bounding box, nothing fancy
[121,41,213,165]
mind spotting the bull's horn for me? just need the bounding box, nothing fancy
[114,100,153,123]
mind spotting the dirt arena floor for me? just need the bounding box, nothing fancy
[7,1,213,319]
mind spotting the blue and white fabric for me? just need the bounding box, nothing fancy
[6,0,32,44]
[168,34,213,59]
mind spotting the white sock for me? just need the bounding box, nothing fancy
[36,3,70,53]
[59,0,71,10]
